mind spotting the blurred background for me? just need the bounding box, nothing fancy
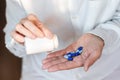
[0,0,22,80]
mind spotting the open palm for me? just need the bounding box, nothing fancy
[42,33,104,72]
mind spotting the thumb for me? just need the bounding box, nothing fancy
[84,53,99,71]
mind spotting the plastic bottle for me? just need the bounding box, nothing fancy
[25,35,59,54]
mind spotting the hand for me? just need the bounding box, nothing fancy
[11,14,53,44]
[42,33,104,72]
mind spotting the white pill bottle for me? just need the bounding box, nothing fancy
[25,35,59,54]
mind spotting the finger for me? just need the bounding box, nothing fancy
[41,26,54,39]
[21,18,44,38]
[44,52,85,70]
[27,14,53,39]
[16,23,36,39]
[74,55,85,65]
[42,56,67,69]
[27,14,42,27]
[42,57,58,64]
[11,31,24,44]
[84,52,100,71]
[46,46,76,58]
[47,60,83,72]
[80,50,90,60]
[46,49,65,58]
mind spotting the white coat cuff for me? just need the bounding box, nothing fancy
[6,38,26,58]
[87,24,120,54]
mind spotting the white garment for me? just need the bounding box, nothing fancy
[4,0,120,80]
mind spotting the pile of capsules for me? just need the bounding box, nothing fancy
[64,46,83,61]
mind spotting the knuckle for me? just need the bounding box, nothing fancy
[27,14,36,20]
[14,34,18,40]
[21,18,28,24]
[12,33,19,40]
[16,24,22,31]
[11,31,16,37]
[14,34,24,42]
[21,18,26,22]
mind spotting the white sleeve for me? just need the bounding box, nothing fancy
[3,0,27,57]
[88,4,120,54]
[80,4,120,80]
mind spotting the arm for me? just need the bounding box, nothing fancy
[3,0,27,57]
[89,4,120,53]
[42,2,120,72]
[4,0,54,58]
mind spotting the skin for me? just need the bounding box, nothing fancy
[11,14,54,44]
[11,14,104,72]
[42,34,104,72]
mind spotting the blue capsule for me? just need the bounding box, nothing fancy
[64,54,73,61]
[64,46,83,61]
[75,50,82,55]
[64,55,69,59]
[64,52,75,61]
[68,57,73,61]
[70,52,76,57]
[75,46,83,56]
[77,46,83,51]
[67,52,75,58]
[75,52,80,56]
